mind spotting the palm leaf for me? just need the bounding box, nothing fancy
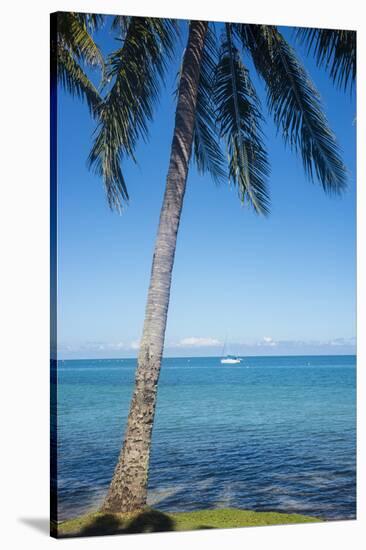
[236,24,347,193]
[76,12,104,33]
[192,25,227,183]
[296,28,356,91]
[213,24,270,214]
[57,46,102,113]
[111,15,130,34]
[57,12,105,69]
[54,12,104,114]
[89,17,178,211]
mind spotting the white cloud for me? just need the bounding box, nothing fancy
[85,341,126,351]
[261,336,277,347]
[176,337,221,348]
[130,340,140,350]
[59,341,126,352]
[81,341,106,351]
[110,341,125,350]
[329,337,356,347]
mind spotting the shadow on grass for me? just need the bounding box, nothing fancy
[61,510,175,538]
[126,510,174,534]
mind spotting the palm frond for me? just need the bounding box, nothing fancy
[76,12,105,33]
[57,12,104,69]
[192,25,227,183]
[111,15,130,34]
[296,28,356,91]
[53,12,105,114]
[237,24,347,193]
[89,17,179,211]
[57,46,102,113]
[213,24,270,214]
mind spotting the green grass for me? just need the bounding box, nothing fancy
[54,507,321,538]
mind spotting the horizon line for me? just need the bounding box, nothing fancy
[55,352,357,362]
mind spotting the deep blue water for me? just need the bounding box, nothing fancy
[55,355,356,521]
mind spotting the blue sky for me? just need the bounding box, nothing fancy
[57,19,356,359]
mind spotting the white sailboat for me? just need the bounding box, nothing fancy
[220,338,242,364]
[221,356,241,364]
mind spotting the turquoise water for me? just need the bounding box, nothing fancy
[55,355,356,521]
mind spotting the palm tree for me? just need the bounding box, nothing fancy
[54,14,355,513]
[91,18,207,513]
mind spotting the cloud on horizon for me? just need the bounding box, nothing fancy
[261,336,277,347]
[176,337,222,348]
[58,335,356,359]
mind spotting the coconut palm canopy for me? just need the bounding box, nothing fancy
[54,14,355,214]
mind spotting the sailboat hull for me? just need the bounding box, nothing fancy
[220,358,241,364]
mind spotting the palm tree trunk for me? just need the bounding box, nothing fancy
[101,20,208,513]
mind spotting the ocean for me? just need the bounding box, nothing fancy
[55,355,356,522]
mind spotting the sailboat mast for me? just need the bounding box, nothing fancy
[221,335,228,357]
